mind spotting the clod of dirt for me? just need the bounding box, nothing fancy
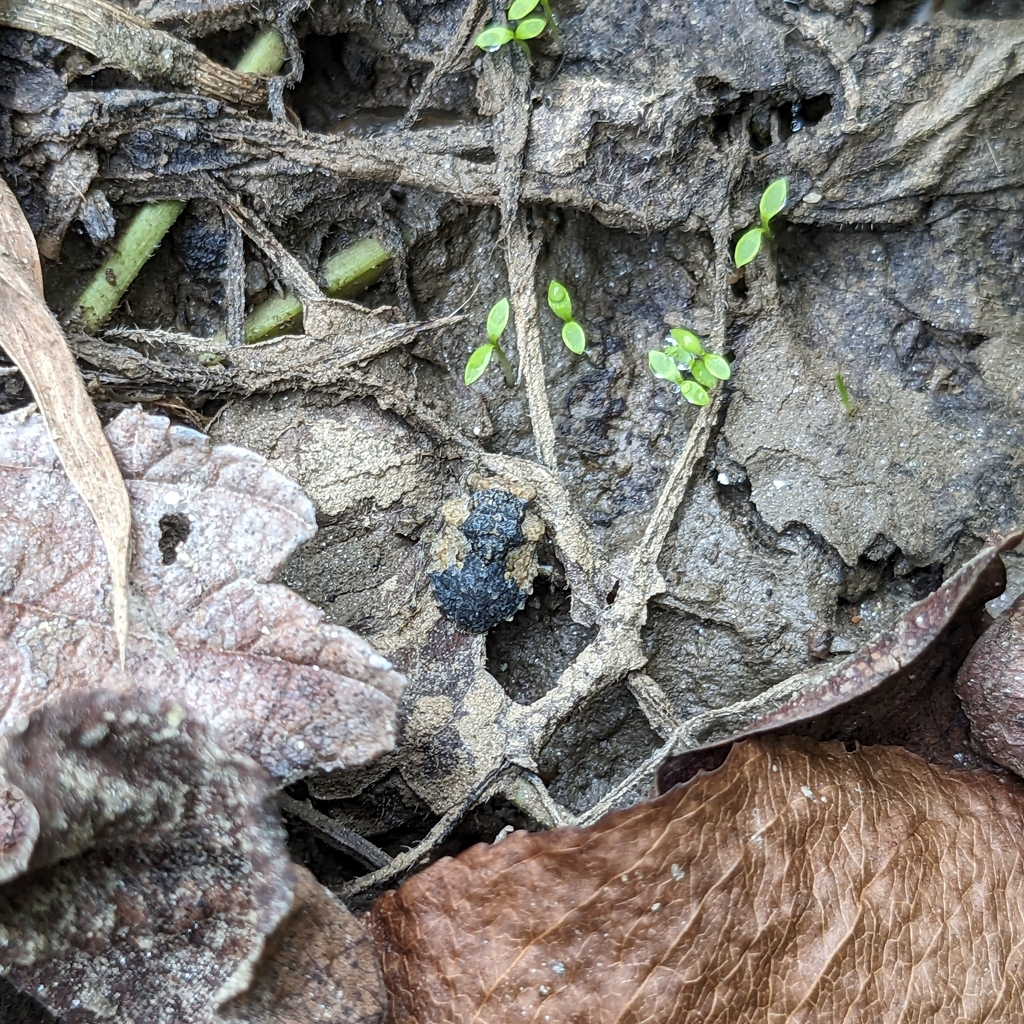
[431,489,543,633]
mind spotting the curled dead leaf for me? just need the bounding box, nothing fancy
[0,684,388,1024]
[668,532,1022,768]
[0,689,295,1024]
[956,590,1024,778]
[370,736,1024,1023]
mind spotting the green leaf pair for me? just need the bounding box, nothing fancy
[475,0,550,54]
[648,328,731,406]
[547,280,586,354]
[734,178,788,268]
[465,298,516,386]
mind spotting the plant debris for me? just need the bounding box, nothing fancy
[0,177,132,663]
[0,407,402,1021]
[0,689,296,1024]
[370,735,1024,1023]
[0,405,404,783]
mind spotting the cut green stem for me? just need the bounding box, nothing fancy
[67,27,286,333]
[71,200,186,334]
[242,236,391,343]
[233,25,287,75]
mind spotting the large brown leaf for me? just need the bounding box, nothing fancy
[370,736,1024,1023]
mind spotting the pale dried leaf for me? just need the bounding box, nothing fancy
[0,689,296,1024]
[0,406,403,783]
[0,176,132,663]
[370,736,1024,1023]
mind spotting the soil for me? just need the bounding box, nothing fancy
[2,0,1024,995]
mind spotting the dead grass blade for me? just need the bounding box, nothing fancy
[0,177,131,662]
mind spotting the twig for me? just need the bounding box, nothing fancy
[489,46,560,469]
[335,770,508,901]
[278,793,391,871]
[401,0,486,128]
[0,0,270,106]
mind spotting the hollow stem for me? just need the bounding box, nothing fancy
[67,27,286,333]
[242,237,391,343]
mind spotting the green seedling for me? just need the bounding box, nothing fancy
[547,279,586,354]
[475,0,557,58]
[835,371,854,415]
[733,177,788,268]
[465,298,516,386]
[648,328,731,406]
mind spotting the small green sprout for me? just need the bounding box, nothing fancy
[648,328,731,406]
[475,0,556,58]
[835,371,854,415]
[734,178,788,268]
[465,298,516,386]
[547,280,586,354]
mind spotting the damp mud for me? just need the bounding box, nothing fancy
[2,0,1023,911]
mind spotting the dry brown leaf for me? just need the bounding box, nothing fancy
[370,736,1024,1023]
[0,176,132,663]
[957,590,1024,778]
[0,405,403,782]
[220,865,385,1024]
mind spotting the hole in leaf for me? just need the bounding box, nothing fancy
[158,513,191,565]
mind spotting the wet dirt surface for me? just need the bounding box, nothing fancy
[2,0,1024,952]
